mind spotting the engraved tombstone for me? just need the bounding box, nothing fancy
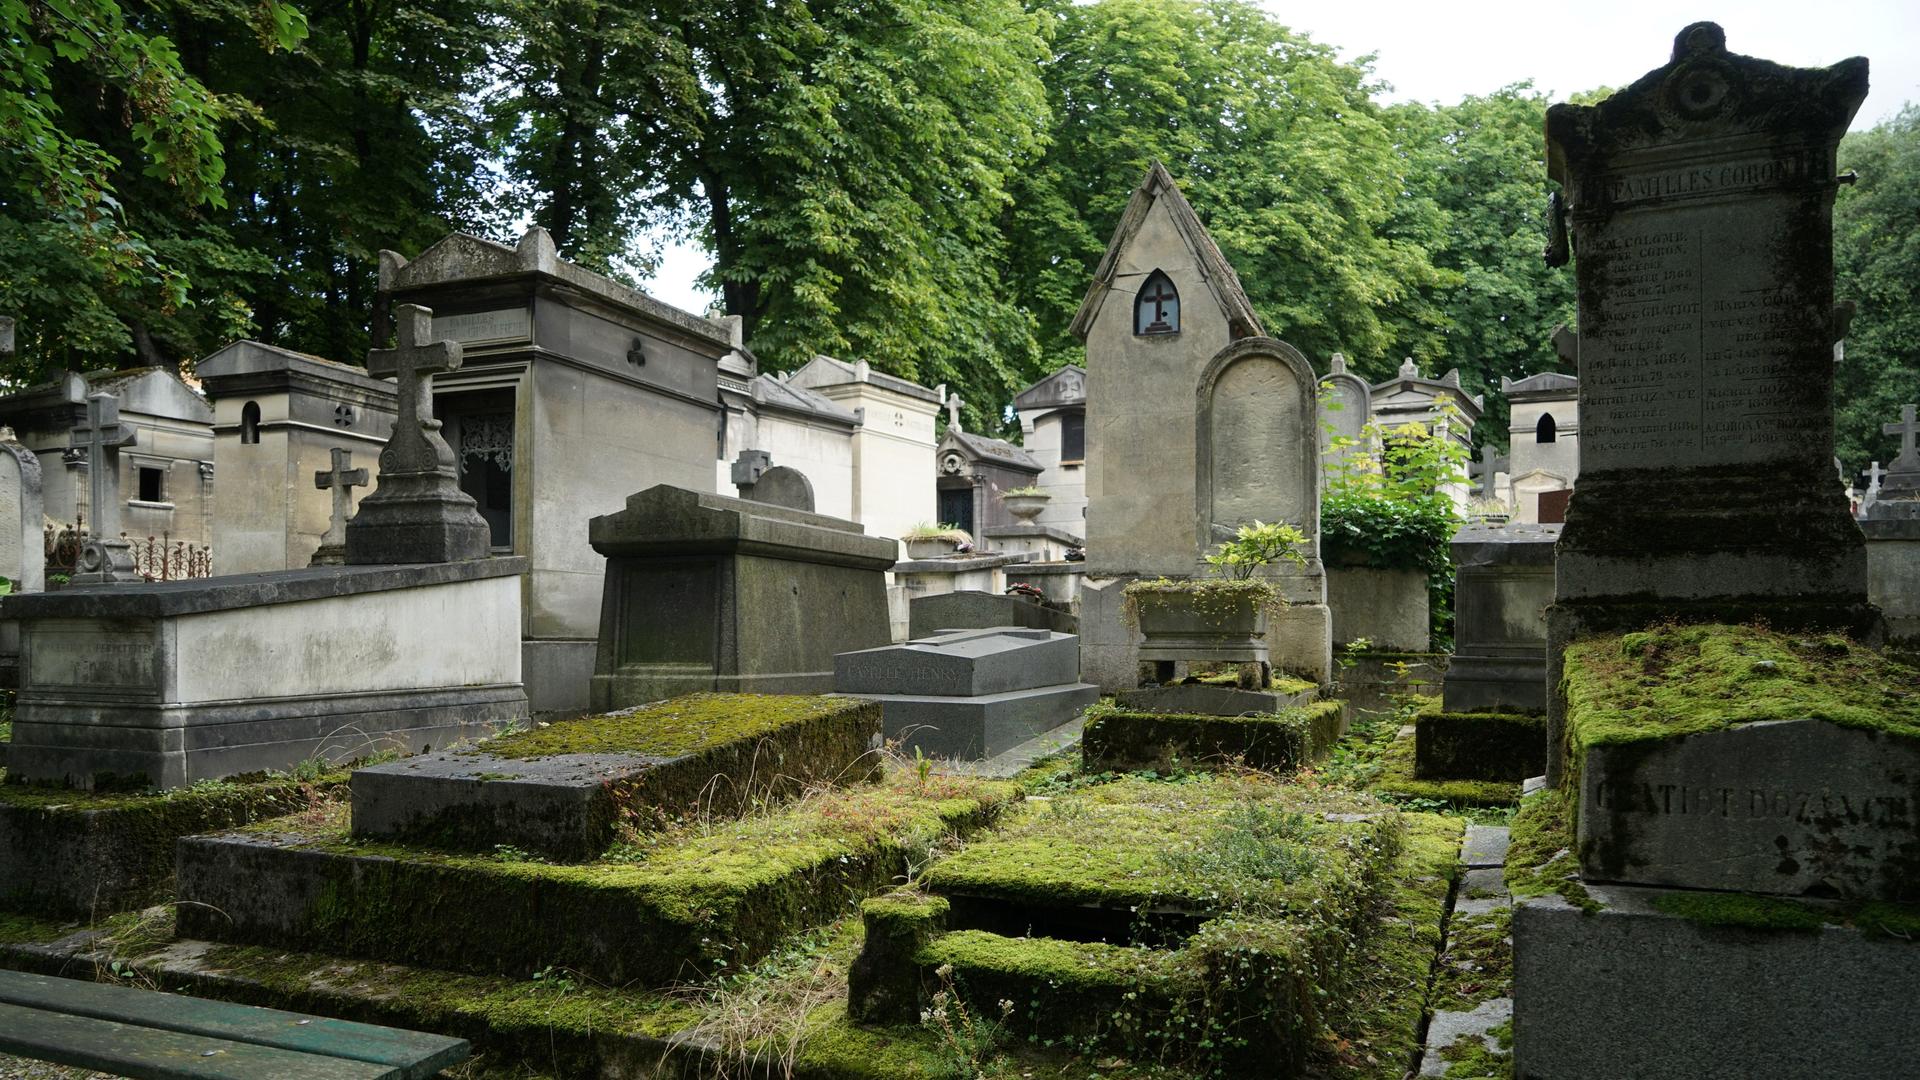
[1542,22,1881,782]
[1317,352,1371,484]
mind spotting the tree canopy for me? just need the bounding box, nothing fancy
[0,0,1910,455]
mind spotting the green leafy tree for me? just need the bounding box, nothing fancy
[489,0,1052,431]
[0,0,306,380]
[1834,104,1920,470]
[1004,0,1449,380]
[1386,85,1577,450]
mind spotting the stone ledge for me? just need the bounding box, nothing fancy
[892,552,1031,574]
[2,557,528,619]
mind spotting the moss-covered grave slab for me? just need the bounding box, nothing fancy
[178,772,1015,986]
[0,773,337,918]
[850,775,1404,1075]
[1113,675,1316,718]
[1369,724,1522,809]
[1413,706,1546,782]
[1080,699,1345,774]
[1564,624,1920,901]
[350,693,881,860]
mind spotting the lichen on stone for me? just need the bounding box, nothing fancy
[477,691,872,760]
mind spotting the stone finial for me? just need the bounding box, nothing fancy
[343,303,491,564]
[1398,357,1418,379]
[731,449,772,491]
[517,227,560,274]
[1884,404,1919,468]
[310,447,370,566]
[854,359,871,383]
[945,393,963,433]
[1329,352,1348,374]
[68,392,141,584]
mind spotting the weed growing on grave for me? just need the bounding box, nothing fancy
[920,963,1013,1078]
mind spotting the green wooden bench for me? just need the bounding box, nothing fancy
[0,968,469,1079]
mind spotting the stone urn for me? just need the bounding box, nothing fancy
[1126,580,1273,685]
[1002,491,1050,523]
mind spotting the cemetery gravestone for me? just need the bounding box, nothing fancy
[1862,403,1920,657]
[834,627,1098,759]
[1444,523,1558,714]
[67,393,140,585]
[309,447,369,566]
[344,304,491,564]
[745,466,815,512]
[589,485,896,709]
[1318,352,1371,484]
[1543,21,1880,782]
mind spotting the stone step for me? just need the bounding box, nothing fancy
[177,776,1017,987]
[349,693,880,860]
[835,627,1081,698]
[859,682,1100,760]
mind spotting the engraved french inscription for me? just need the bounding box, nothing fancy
[432,307,531,346]
[27,621,159,689]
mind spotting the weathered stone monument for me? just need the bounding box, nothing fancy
[1515,26,1915,1079]
[3,313,528,789]
[67,393,141,585]
[1862,403,1920,658]
[309,447,369,566]
[588,485,896,710]
[1443,522,1558,714]
[834,627,1098,759]
[343,304,491,564]
[1075,162,1331,690]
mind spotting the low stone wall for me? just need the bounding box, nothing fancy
[1080,700,1346,774]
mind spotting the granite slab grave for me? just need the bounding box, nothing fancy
[589,485,897,710]
[1,559,528,789]
[1080,698,1346,774]
[350,694,882,860]
[1115,679,1314,717]
[834,628,1097,759]
[1414,709,1547,783]
[906,589,1076,639]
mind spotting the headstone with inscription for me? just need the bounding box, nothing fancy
[1542,21,1880,782]
[1514,27,1917,1080]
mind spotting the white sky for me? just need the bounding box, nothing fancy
[640,2,1917,315]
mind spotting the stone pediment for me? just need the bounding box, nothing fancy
[1069,162,1262,342]
[1013,365,1087,412]
[939,430,1042,474]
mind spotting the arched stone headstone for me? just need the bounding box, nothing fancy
[0,428,46,592]
[1197,338,1318,547]
[1318,352,1372,481]
[746,465,815,512]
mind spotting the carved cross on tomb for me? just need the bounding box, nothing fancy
[1885,404,1920,470]
[311,447,369,565]
[68,391,140,583]
[1140,278,1177,333]
[369,304,464,476]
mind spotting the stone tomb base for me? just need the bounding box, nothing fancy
[1081,699,1345,774]
[2,560,529,789]
[1115,680,1314,717]
[835,628,1097,759]
[1414,709,1546,782]
[905,590,1076,639]
[350,694,881,860]
[1514,882,1920,1080]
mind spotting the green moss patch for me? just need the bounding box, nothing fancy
[1414,711,1545,782]
[479,692,869,760]
[1369,728,1521,809]
[1563,624,1920,761]
[178,771,1017,986]
[1312,812,1462,1079]
[1647,892,1827,932]
[1080,700,1346,775]
[1,773,339,918]
[1504,787,1596,914]
[1430,906,1512,1011]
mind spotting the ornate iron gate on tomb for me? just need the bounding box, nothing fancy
[44,517,212,583]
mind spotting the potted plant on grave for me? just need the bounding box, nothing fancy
[1123,520,1309,687]
[999,485,1051,523]
[901,523,973,560]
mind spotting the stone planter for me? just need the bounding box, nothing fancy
[1129,585,1270,675]
[1002,493,1050,523]
[904,539,955,560]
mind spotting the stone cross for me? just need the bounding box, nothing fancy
[1139,278,1177,332]
[68,391,140,584]
[1474,444,1508,499]
[1884,404,1920,471]
[368,304,462,474]
[343,302,491,564]
[310,447,368,566]
[945,393,963,434]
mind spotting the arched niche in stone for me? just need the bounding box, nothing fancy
[1195,337,1320,556]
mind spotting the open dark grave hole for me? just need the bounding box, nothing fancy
[943,893,1208,948]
